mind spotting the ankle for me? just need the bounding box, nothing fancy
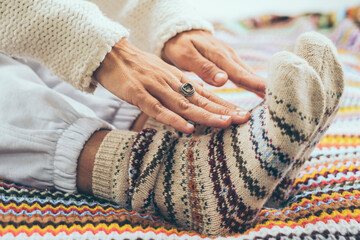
[77,130,110,194]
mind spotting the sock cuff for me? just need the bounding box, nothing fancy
[92,129,135,201]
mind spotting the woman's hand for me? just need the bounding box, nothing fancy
[162,30,266,98]
[95,39,250,134]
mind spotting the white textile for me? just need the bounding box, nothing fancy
[0,53,140,193]
[0,0,213,92]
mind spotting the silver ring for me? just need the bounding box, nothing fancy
[179,83,195,98]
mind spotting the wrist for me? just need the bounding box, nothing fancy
[94,38,133,84]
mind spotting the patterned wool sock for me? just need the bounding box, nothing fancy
[144,116,216,136]
[265,32,345,208]
[92,51,327,236]
[92,129,179,210]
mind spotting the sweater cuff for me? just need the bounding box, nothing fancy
[152,17,214,57]
[0,0,129,93]
[50,5,130,93]
[75,25,129,93]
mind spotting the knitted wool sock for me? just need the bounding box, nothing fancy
[92,129,179,211]
[265,32,345,208]
[144,116,216,136]
[92,52,326,236]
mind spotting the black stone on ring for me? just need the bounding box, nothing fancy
[179,83,195,98]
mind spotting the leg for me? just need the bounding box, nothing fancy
[21,58,142,130]
[0,53,112,192]
[77,130,110,194]
[265,32,344,207]
[91,50,328,235]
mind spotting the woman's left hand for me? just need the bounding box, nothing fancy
[162,30,266,98]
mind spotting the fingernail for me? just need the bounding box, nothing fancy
[186,123,194,129]
[220,115,231,121]
[214,73,227,83]
[237,111,248,118]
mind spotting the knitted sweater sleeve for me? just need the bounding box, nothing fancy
[0,0,129,92]
[89,0,214,57]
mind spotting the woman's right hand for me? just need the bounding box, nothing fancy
[94,39,250,134]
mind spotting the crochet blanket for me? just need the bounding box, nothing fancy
[1,16,360,239]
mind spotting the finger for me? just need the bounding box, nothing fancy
[215,57,266,95]
[167,73,250,123]
[179,77,250,123]
[222,43,257,75]
[232,72,266,96]
[178,48,228,87]
[187,93,250,124]
[194,40,266,95]
[255,90,266,99]
[174,75,248,122]
[230,53,267,95]
[136,92,194,134]
[189,76,204,87]
[146,82,233,128]
[187,78,249,112]
[177,75,236,109]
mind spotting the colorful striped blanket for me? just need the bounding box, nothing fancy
[1,16,360,239]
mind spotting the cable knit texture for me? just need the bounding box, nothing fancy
[0,0,213,92]
[89,0,214,56]
[0,0,130,92]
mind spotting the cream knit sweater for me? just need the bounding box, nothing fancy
[0,0,213,92]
